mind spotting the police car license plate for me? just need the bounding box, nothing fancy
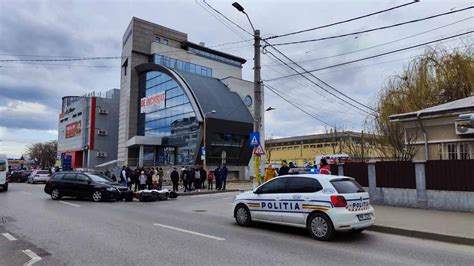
[357,213,372,221]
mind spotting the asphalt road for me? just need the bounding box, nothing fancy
[1,183,473,266]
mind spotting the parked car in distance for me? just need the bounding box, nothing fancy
[0,154,8,192]
[27,170,51,184]
[44,171,133,202]
[10,170,33,183]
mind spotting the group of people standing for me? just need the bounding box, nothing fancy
[119,166,164,192]
[264,159,332,182]
[172,165,228,192]
[114,164,229,193]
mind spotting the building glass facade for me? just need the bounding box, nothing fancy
[139,70,200,165]
[153,54,212,77]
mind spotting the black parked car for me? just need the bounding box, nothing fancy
[44,171,133,202]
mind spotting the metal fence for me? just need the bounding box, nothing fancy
[375,161,416,189]
[343,162,369,187]
[425,160,474,191]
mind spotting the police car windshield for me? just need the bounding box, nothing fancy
[330,179,365,194]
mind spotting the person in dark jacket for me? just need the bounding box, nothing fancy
[278,160,290,176]
[214,166,221,190]
[189,168,196,190]
[133,168,140,192]
[221,164,228,190]
[171,167,180,192]
[199,167,206,189]
[181,167,188,192]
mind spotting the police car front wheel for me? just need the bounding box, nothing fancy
[234,205,252,227]
[307,213,334,241]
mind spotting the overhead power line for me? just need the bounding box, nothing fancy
[264,83,335,128]
[0,56,122,63]
[269,6,473,47]
[264,39,377,114]
[265,30,473,82]
[265,0,419,40]
[194,0,248,40]
[264,49,376,116]
[201,0,252,36]
[263,16,473,67]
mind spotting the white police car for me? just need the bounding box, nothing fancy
[233,174,374,241]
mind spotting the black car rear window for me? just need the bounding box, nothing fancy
[52,173,65,180]
[330,179,365,194]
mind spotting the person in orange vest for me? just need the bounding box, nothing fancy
[264,165,278,182]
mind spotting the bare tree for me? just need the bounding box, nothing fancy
[26,141,57,169]
[372,45,473,160]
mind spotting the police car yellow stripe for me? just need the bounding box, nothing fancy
[247,203,260,208]
[302,204,330,211]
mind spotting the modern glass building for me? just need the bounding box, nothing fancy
[118,18,259,178]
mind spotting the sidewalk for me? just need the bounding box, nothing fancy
[370,205,474,246]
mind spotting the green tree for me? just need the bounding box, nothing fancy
[26,140,58,169]
[373,46,474,160]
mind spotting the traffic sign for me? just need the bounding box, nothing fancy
[254,144,266,156]
[250,131,260,147]
[201,147,206,160]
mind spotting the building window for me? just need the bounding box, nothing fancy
[139,70,199,165]
[163,38,169,45]
[447,143,457,160]
[459,143,470,160]
[154,36,161,43]
[154,54,212,77]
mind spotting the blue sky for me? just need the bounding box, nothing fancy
[0,0,472,157]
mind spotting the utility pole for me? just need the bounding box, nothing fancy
[232,2,264,186]
[253,29,263,185]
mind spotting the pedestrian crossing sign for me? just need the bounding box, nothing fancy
[254,144,265,156]
[250,131,260,147]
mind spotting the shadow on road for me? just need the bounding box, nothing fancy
[238,222,372,243]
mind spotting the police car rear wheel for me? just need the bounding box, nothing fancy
[307,213,334,241]
[235,205,251,227]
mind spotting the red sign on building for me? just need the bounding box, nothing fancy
[65,121,81,139]
[140,91,166,113]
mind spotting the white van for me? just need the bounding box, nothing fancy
[0,154,8,192]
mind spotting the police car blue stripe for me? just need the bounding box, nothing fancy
[303,204,331,208]
[279,199,305,202]
[309,200,333,208]
[240,199,276,201]
[251,209,308,214]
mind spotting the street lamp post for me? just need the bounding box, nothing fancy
[232,2,264,187]
[203,110,216,173]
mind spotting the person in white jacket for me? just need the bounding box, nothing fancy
[139,171,147,190]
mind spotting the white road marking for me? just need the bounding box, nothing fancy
[58,201,80,207]
[153,223,225,241]
[21,191,33,195]
[22,249,42,266]
[2,232,17,241]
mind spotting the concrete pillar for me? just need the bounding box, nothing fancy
[138,145,144,168]
[337,164,344,176]
[414,160,427,208]
[367,160,378,202]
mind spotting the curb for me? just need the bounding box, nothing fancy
[367,225,474,246]
[177,189,239,196]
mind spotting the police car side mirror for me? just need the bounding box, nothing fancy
[253,188,261,194]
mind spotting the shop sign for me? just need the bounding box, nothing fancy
[141,91,166,114]
[65,121,81,139]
